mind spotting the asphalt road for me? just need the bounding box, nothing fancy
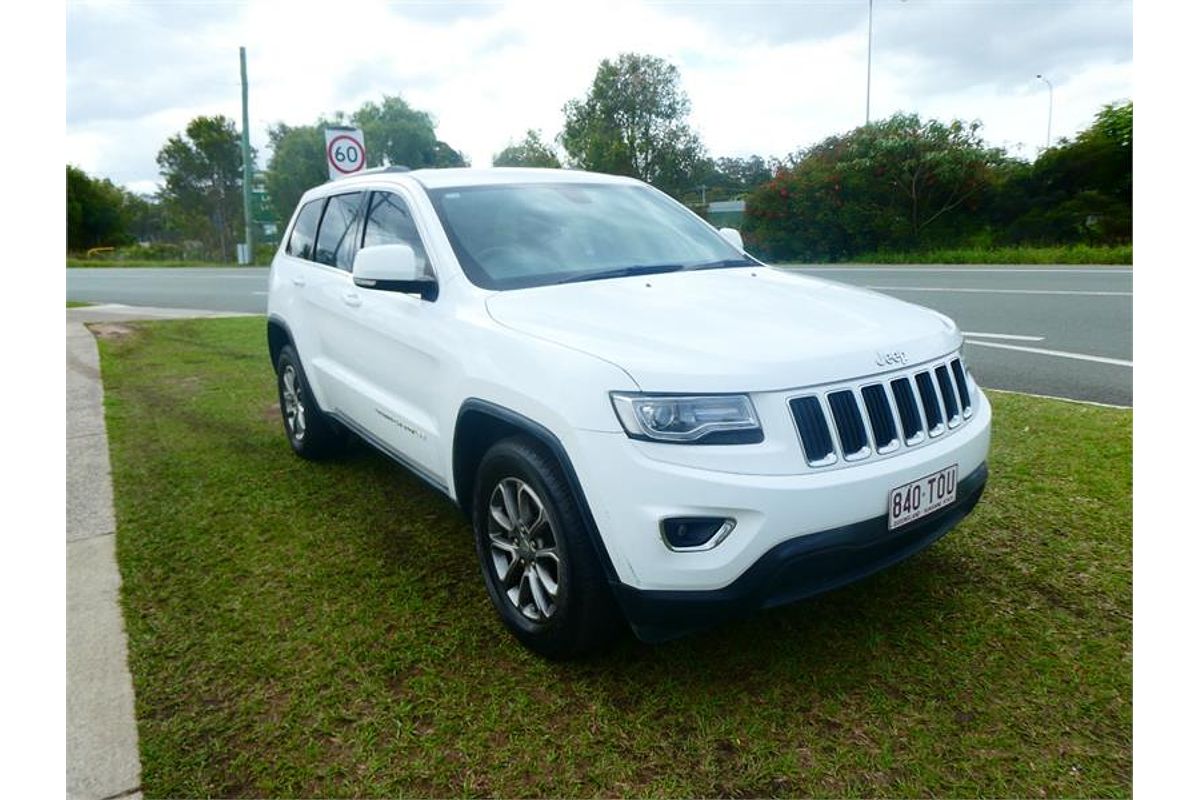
[66,264,1132,406]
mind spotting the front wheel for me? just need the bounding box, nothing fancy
[472,436,623,658]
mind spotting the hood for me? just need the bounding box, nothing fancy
[485,267,962,393]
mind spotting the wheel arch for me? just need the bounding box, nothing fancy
[453,398,621,586]
[267,314,294,373]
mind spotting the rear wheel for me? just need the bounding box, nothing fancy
[472,436,623,658]
[275,344,344,459]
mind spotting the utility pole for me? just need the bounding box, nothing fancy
[866,0,874,124]
[239,46,254,263]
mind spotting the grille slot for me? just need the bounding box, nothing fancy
[788,355,974,468]
[789,396,835,466]
[914,371,945,435]
[827,390,870,459]
[951,358,972,416]
[861,384,899,452]
[890,377,924,444]
[935,365,960,427]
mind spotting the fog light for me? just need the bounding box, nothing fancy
[661,517,736,551]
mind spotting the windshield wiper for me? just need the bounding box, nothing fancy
[551,263,686,285]
[681,257,758,271]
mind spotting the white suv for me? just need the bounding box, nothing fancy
[267,167,991,657]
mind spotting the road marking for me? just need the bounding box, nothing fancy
[786,266,1132,274]
[961,331,1045,342]
[252,291,268,295]
[865,285,1131,297]
[965,339,1132,367]
[983,386,1131,410]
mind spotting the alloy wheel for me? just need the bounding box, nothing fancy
[486,477,561,622]
[281,364,307,442]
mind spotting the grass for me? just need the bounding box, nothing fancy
[97,316,1131,798]
[67,300,92,308]
[849,244,1132,265]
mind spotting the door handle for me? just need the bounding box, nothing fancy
[291,276,306,287]
[342,290,362,308]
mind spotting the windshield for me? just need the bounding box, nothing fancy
[426,182,755,290]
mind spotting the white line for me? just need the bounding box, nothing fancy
[961,331,1045,342]
[865,285,1131,297]
[965,339,1132,367]
[983,386,1131,410]
[252,291,268,295]
[783,266,1132,274]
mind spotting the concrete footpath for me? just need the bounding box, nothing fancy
[67,305,250,800]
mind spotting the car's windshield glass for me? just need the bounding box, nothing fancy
[426,182,755,290]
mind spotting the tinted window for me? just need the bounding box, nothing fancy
[286,199,324,260]
[314,192,364,270]
[426,183,751,290]
[362,191,431,276]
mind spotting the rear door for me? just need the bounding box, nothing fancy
[299,191,367,412]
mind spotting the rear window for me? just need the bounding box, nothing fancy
[286,199,324,260]
[314,193,364,270]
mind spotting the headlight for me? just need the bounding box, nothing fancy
[610,393,763,444]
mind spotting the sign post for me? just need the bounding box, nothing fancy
[325,128,367,180]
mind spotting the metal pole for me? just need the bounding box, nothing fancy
[866,0,874,124]
[1036,74,1053,150]
[240,47,254,263]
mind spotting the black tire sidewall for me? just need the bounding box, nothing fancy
[276,344,338,458]
[472,439,594,655]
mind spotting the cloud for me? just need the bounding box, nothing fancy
[65,0,1132,193]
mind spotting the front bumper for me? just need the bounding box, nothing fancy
[571,389,991,592]
[614,461,988,642]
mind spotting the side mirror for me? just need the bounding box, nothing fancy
[352,244,437,300]
[718,227,744,251]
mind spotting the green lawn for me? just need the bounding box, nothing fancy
[848,244,1132,265]
[97,317,1131,798]
[67,300,93,308]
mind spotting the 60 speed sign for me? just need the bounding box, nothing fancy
[324,128,367,179]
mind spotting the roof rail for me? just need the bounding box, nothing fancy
[362,165,411,174]
[325,164,412,183]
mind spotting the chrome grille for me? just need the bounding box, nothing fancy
[789,356,975,467]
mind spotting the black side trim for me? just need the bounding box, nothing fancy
[615,461,989,643]
[454,399,622,587]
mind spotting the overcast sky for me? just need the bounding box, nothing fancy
[66,0,1132,194]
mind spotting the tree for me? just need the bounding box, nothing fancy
[493,129,561,168]
[265,95,469,219]
[352,95,467,169]
[743,113,1005,260]
[66,165,136,251]
[560,53,706,197]
[121,192,169,244]
[156,115,246,261]
[999,101,1132,245]
[263,123,328,228]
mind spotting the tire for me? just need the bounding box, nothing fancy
[275,344,345,460]
[472,436,624,658]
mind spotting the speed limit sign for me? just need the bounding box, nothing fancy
[325,128,366,179]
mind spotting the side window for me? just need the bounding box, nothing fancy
[362,191,432,276]
[314,192,364,271]
[286,199,324,260]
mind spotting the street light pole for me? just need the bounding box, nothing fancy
[1036,73,1053,150]
[866,0,874,124]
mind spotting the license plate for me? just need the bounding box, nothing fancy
[888,464,958,530]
